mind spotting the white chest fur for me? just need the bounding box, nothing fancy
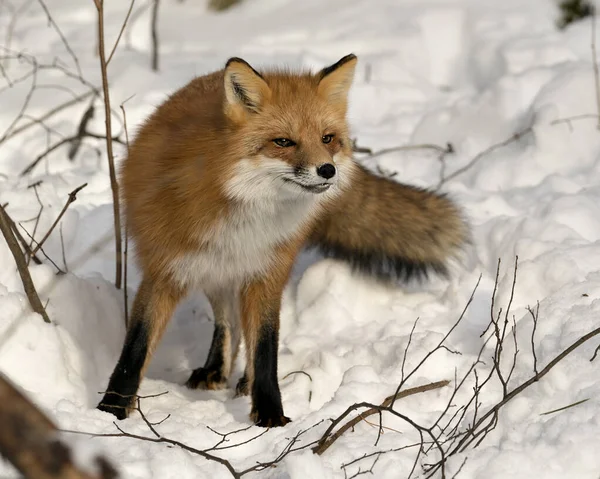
[168,195,318,292]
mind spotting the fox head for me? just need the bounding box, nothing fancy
[221,54,358,203]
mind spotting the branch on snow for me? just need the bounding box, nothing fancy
[0,203,51,323]
[0,372,118,478]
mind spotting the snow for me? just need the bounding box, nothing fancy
[1,0,600,477]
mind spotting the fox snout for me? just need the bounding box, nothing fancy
[287,158,342,193]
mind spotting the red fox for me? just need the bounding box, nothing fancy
[97,54,468,427]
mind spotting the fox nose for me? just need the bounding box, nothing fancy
[316,163,336,179]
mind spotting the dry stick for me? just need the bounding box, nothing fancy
[150,0,160,71]
[591,6,600,130]
[2,212,43,265]
[313,380,449,455]
[94,0,123,290]
[59,223,68,272]
[539,398,590,416]
[0,205,51,323]
[31,183,87,256]
[28,184,44,263]
[107,0,136,65]
[18,225,65,274]
[67,98,96,160]
[0,373,119,479]
[439,126,533,188]
[527,301,540,375]
[120,98,133,325]
[281,370,313,402]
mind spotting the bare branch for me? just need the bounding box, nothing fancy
[0,204,51,323]
[527,301,540,374]
[539,398,590,416]
[312,380,449,456]
[438,126,533,188]
[31,183,87,256]
[151,0,160,71]
[35,0,82,78]
[1,209,43,265]
[107,0,136,65]
[94,0,123,290]
[0,372,118,478]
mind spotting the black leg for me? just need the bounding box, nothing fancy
[186,289,241,391]
[186,322,228,389]
[97,278,182,420]
[234,371,249,397]
[97,320,148,419]
[250,322,290,427]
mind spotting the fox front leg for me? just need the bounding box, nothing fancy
[239,248,298,427]
[97,277,184,419]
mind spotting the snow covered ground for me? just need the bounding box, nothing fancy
[2,0,600,477]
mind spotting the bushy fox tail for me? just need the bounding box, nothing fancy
[307,164,469,282]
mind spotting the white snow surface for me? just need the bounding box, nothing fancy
[1,0,600,477]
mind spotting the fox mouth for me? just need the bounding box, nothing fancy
[283,178,332,193]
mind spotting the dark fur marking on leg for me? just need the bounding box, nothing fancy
[97,320,149,419]
[186,322,227,390]
[235,373,249,397]
[251,322,290,428]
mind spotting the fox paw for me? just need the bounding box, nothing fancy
[97,394,131,420]
[185,367,227,390]
[234,375,249,397]
[250,409,291,428]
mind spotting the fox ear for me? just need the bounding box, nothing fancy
[223,57,271,118]
[317,54,357,105]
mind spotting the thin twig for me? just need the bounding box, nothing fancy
[313,380,449,455]
[2,211,43,265]
[59,223,68,272]
[539,398,590,416]
[527,301,540,375]
[18,224,66,274]
[31,183,87,256]
[439,127,533,188]
[281,370,313,403]
[107,0,136,65]
[151,0,159,71]
[2,90,96,143]
[0,204,51,323]
[35,0,82,78]
[94,0,123,290]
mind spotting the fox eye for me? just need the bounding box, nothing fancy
[273,138,295,147]
[322,134,334,144]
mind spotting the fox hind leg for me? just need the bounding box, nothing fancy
[186,288,241,391]
[97,277,184,419]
